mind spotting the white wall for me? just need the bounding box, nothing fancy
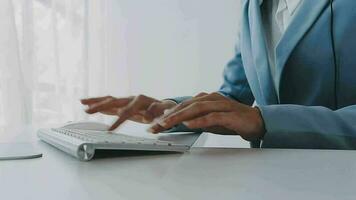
[106,0,241,99]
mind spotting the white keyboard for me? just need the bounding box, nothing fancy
[52,128,170,145]
[38,128,198,161]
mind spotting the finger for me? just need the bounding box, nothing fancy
[85,97,114,114]
[147,123,165,134]
[108,108,136,131]
[100,108,120,115]
[108,95,156,130]
[137,110,155,123]
[108,118,125,131]
[195,92,208,98]
[163,108,173,115]
[157,100,233,129]
[147,101,231,133]
[146,102,165,117]
[159,93,226,122]
[108,108,144,130]
[86,98,131,114]
[204,126,236,135]
[103,109,156,121]
[81,96,112,105]
[182,112,227,129]
[146,102,172,118]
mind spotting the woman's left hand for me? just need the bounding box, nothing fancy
[148,92,266,141]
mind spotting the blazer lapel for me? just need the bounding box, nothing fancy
[275,0,329,98]
[245,0,278,104]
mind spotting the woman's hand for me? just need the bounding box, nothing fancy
[81,95,176,131]
[149,93,266,141]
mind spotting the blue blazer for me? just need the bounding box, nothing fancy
[174,0,356,149]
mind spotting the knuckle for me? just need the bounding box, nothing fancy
[105,97,115,103]
[136,94,147,101]
[210,92,220,97]
[128,96,135,100]
[213,92,225,99]
[150,102,160,107]
[196,92,208,97]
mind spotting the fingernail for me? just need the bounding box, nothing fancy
[164,109,173,115]
[182,121,189,126]
[158,120,167,127]
[147,127,155,133]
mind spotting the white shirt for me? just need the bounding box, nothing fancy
[260,0,303,89]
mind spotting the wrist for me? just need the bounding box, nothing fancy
[251,107,266,140]
[243,107,266,141]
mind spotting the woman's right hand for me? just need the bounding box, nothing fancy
[81,95,177,131]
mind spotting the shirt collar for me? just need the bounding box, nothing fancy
[258,0,302,15]
[285,0,302,15]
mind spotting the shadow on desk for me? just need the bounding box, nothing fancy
[93,149,181,160]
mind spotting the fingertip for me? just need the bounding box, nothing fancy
[108,126,117,131]
[158,120,168,128]
[183,121,194,129]
[147,124,165,134]
[147,127,155,133]
[182,121,189,126]
[150,128,161,134]
[109,117,125,131]
[84,109,95,114]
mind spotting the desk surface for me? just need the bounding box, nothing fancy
[1,127,356,200]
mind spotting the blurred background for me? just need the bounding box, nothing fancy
[0,0,247,147]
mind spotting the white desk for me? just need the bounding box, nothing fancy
[1,127,356,200]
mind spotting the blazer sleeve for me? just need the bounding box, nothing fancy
[258,104,356,150]
[218,32,255,106]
